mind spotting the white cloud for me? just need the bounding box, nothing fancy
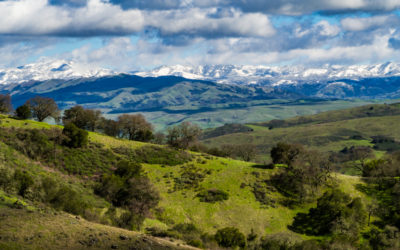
[341,15,392,31]
[0,0,144,36]
[145,8,275,38]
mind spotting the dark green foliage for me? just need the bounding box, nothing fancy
[371,135,400,152]
[115,160,142,178]
[0,94,12,114]
[50,185,89,215]
[113,145,192,166]
[271,142,303,166]
[196,189,229,203]
[270,146,331,205]
[333,146,374,163]
[13,170,34,197]
[366,226,400,250]
[27,96,59,122]
[62,123,88,148]
[63,105,102,131]
[96,160,160,229]
[290,189,367,238]
[15,104,32,119]
[214,227,246,248]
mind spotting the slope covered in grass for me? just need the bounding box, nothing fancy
[202,103,400,162]
[0,114,384,249]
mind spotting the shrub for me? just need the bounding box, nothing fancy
[50,185,89,215]
[13,169,34,197]
[289,189,367,237]
[214,227,246,248]
[115,160,142,178]
[196,189,229,203]
[62,123,88,148]
[270,142,303,166]
[15,104,32,119]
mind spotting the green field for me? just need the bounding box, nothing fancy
[3,103,400,249]
[202,103,400,162]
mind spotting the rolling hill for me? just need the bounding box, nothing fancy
[0,114,378,249]
[202,102,400,163]
[1,73,383,130]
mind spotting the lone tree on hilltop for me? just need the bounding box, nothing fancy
[26,96,60,122]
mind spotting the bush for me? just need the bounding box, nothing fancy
[214,227,246,248]
[15,104,32,119]
[13,169,34,197]
[289,189,367,237]
[50,185,90,215]
[62,123,88,148]
[196,189,229,203]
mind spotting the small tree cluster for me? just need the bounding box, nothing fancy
[62,105,101,131]
[96,160,160,229]
[270,143,331,204]
[290,189,367,241]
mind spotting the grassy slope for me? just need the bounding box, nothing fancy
[109,99,380,130]
[203,114,400,162]
[0,115,372,245]
[0,203,195,250]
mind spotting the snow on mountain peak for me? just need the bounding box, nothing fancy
[0,60,115,85]
[136,62,400,85]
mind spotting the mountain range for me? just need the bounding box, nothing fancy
[1,60,400,129]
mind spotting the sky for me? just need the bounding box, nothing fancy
[1,0,400,71]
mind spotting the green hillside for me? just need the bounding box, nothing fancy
[0,112,397,249]
[202,103,400,162]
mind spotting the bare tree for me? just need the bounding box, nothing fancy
[27,96,60,122]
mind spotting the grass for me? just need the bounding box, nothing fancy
[0,114,378,247]
[203,115,400,162]
[0,206,195,250]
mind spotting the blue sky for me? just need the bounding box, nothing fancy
[1,0,400,70]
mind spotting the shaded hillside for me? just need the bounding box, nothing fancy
[2,74,299,111]
[1,74,383,129]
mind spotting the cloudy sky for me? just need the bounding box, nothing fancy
[1,0,400,70]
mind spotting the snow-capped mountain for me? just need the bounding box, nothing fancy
[0,60,115,85]
[136,62,400,85]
